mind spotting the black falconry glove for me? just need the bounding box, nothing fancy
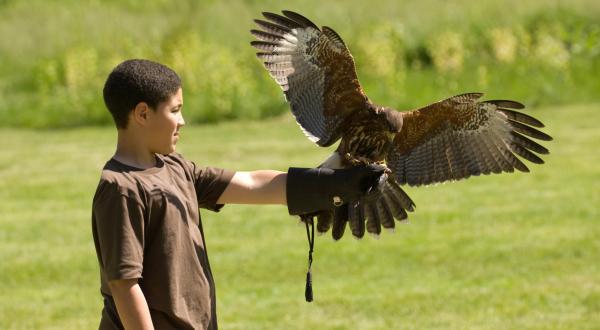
[286,164,387,216]
[286,163,387,302]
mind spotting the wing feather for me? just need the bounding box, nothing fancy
[262,12,302,29]
[252,10,369,147]
[497,108,544,127]
[511,132,549,154]
[250,29,282,43]
[479,131,504,173]
[282,10,320,29]
[388,93,551,186]
[253,19,291,35]
[508,120,552,141]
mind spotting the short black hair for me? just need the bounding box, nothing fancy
[103,59,181,128]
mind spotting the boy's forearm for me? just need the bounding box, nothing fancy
[109,279,154,330]
[218,170,287,205]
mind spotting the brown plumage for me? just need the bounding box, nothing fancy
[251,10,552,239]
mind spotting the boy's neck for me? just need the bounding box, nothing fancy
[113,129,157,169]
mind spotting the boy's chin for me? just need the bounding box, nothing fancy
[156,145,176,155]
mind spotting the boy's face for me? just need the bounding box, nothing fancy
[145,87,185,155]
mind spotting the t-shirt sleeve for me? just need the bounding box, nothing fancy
[93,182,145,282]
[194,165,235,212]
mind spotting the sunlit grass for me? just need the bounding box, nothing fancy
[0,103,598,329]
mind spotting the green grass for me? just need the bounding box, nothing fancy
[0,103,599,329]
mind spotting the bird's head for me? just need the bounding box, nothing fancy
[380,107,403,133]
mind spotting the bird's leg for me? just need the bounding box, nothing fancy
[380,162,392,174]
[344,153,370,166]
[344,153,392,174]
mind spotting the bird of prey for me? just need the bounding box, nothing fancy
[250,10,552,240]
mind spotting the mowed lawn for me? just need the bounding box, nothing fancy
[0,103,598,329]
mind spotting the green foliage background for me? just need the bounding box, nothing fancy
[0,0,599,127]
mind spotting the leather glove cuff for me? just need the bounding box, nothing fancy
[287,167,337,216]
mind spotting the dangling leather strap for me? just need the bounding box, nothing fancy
[302,214,315,302]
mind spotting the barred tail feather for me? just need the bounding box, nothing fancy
[323,176,415,240]
[348,203,366,239]
[364,177,415,235]
[316,210,333,234]
[332,205,349,240]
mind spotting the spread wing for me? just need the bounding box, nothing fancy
[387,93,552,186]
[251,10,369,147]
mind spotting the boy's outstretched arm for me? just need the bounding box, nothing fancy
[109,279,154,330]
[217,165,386,214]
[218,171,287,205]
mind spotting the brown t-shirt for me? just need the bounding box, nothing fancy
[92,153,234,330]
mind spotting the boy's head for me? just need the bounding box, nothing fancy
[103,59,182,129]
[104,59,185,155]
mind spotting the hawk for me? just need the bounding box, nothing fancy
[251,10,552,240]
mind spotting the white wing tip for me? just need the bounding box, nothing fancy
[296,121,321,143]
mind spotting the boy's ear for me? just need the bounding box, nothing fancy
[132,102,151,126]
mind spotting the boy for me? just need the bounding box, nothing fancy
[92,59,384,329]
